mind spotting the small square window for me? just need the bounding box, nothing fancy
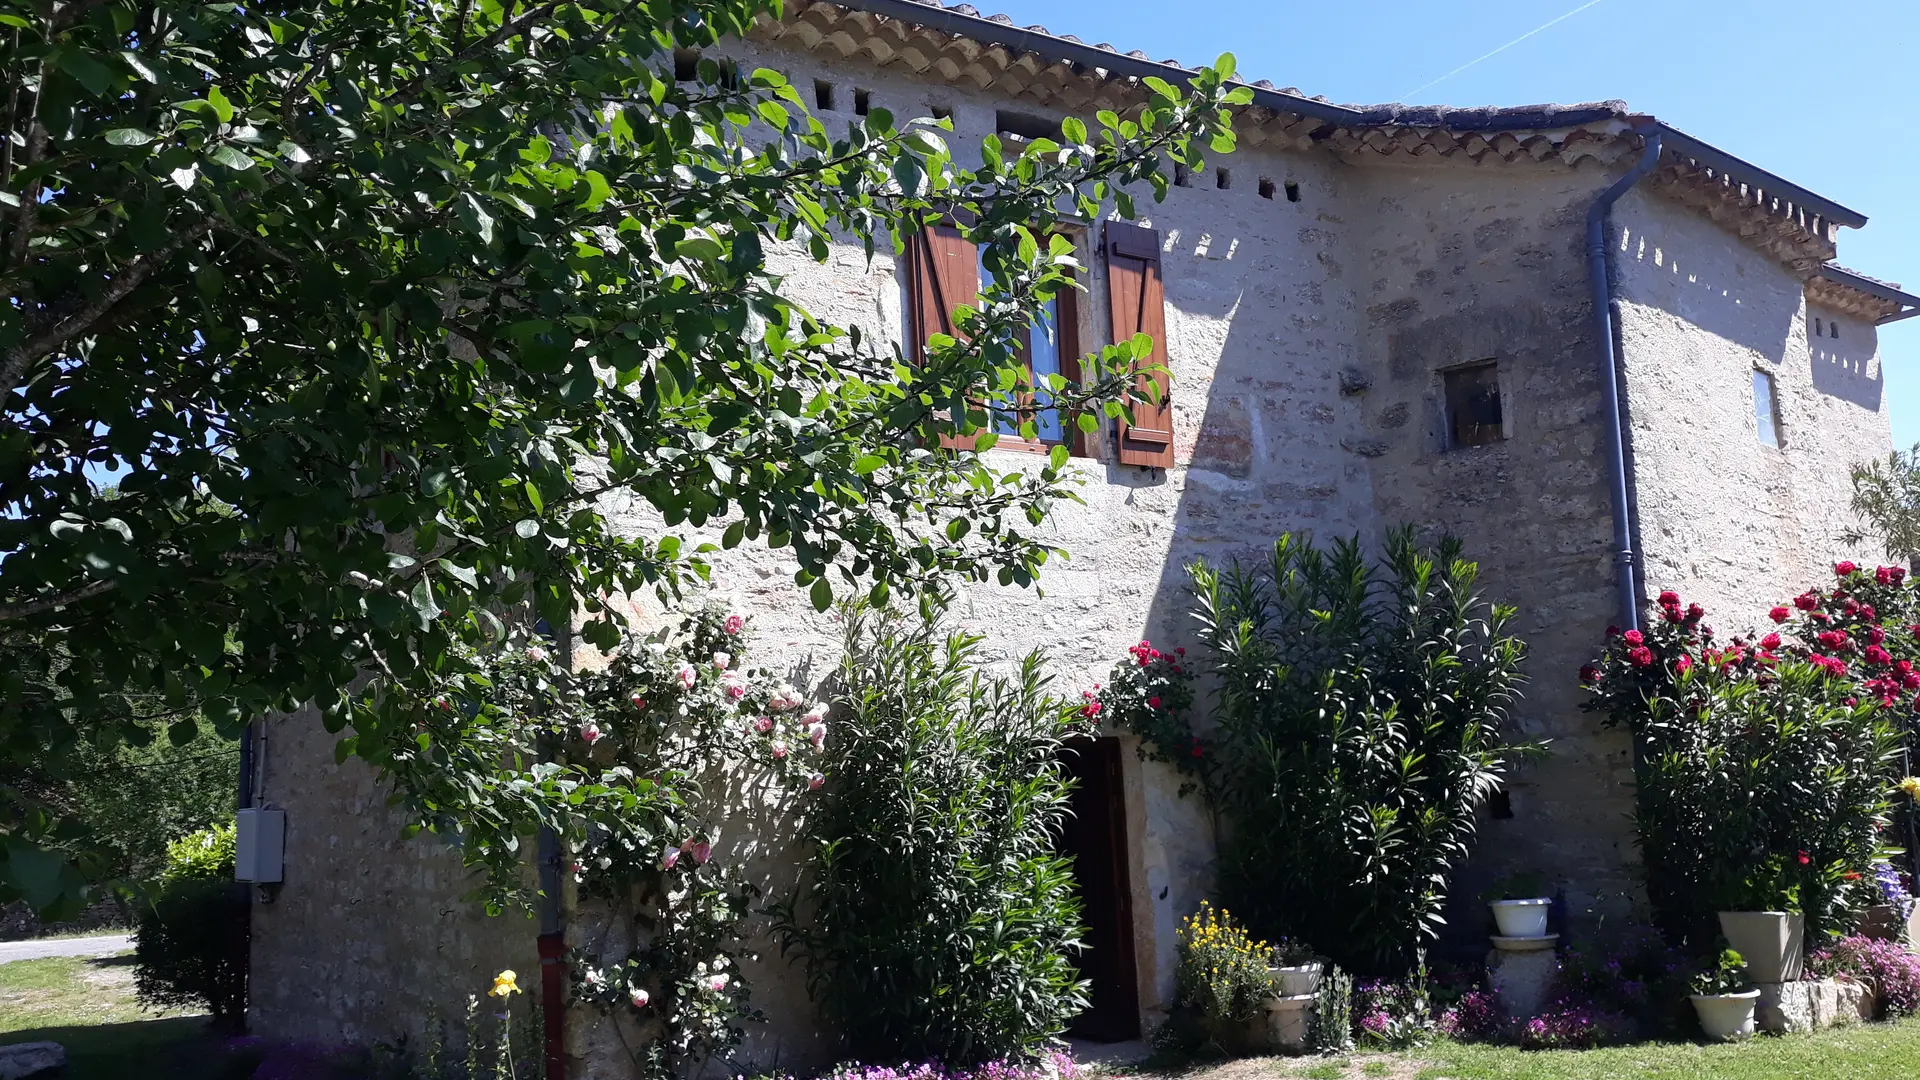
[813,80,835,111]
[1754,368,1782,447]
[853,88,872,116]
[1830,320,1840,342]
[1814,316,1824,338]
[1444,362,1504,448]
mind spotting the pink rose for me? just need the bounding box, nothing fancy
[525,645,548,663]
[808,772,825,791]
[772,740,789,760]
[683,840,711,865]
[723,614,745,635]
[722,675,747,700]
[807,721,827,750]
[660,845,680,871]
[753,715,774,733]
[580,721,603,745]
[631,989,651,1008]
[707,974,729,993]
[712,651,731,671]
[675,662,697,690]
[630,693,648,710]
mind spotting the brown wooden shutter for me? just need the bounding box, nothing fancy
[1104,221,1173,468]
[907,224,981,449]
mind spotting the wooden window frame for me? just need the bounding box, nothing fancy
[904,224,1094,459]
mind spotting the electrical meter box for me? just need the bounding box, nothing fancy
[235,808,286,884]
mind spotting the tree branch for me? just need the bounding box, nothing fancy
[1,216,215,403]
[0,579,118,623]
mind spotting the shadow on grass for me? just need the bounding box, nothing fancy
[0,1017,258,1080]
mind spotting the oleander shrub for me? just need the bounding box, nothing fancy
[1103,529,1534,974]
[134,823,248,1028]
[1582,578,1902,950]
[777,607,1087,1065]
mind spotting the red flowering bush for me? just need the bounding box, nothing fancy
[1582,577,1902,950]
[1096,639,1203,798]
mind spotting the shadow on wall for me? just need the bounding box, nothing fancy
[1615,225,1799,364]
[1811,324,1883,411]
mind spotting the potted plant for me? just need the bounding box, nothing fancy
[1484,871,1552,938]
[1716,855,1804,984]
[1689,948,1760,1040]
[1269,938,1323,996]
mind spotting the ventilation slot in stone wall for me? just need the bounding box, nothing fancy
[995,109,1056,141]
[853,88,872,116]
[1258,177,1276,200]
[1443,361,1504,449]
[813,80,835,111]
[1285,180,1301,203]
[1215,167,1231,191]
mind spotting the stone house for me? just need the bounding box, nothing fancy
[243,0,1920,1068]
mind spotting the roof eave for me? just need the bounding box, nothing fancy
[1820,265,1920,325]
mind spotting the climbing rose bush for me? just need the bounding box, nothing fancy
[1582,576,1903,949]
[387,604,822,1078]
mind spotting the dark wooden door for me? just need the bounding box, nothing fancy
[1058,737,1141,1041]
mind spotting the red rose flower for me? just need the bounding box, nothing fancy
[1606,625,1622,638]
[1867,645,1893,666]
[1797,849,1812,865]
[1664,605,1686,624]
[1627,645,1654,667]
[1870,626,1887,646]
[1836,561,1858,576]
[1769,607,1791,624]
[1579,664,1601,685]
[1674,655,1693,673]
[1658,590,1680,606]
[1622,629,1645,646]
[1148,696,1162,709]
[1795,593,1819,611]
[1685,603,1705,622]
[1862,605,1877,621]
[1879,566,1898,585]
[1760,633,1782,649]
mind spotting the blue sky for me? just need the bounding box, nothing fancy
[993,0,1920,448]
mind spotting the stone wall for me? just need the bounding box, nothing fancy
[1339,153,1643,938]
[1613,189,1891,625]
[247,707,539,1052]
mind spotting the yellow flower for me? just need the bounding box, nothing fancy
[490,969,523,998]
[1900,776,1920,800]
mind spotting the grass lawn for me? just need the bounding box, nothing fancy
[1130,1019,1920,1080]
[0,952,235,1080]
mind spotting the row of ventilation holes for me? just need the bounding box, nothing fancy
[809,74,1306,205]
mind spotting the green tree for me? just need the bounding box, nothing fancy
[1,0,1247,908]
[1845,443,1920,566]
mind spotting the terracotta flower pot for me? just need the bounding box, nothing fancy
[1489,898,1551,938]
[1717,911,1803,983]
[1691,990,1761,1040]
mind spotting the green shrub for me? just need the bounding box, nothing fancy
[1107,530,1533,975]
[134,822,248,1028]
[776,606,1088,1064]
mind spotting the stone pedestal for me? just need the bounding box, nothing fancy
[1487,934,1559,1020]
[1753,978,1873,1033]
[1266,993,1316,1049]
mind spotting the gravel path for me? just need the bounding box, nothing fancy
[0,933,133,965]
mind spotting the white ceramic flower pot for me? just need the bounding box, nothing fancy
[1691,991,1761,1040]
[1717,911,1804,983]
[1271,962,1323,996]
[1489,898,1551,938]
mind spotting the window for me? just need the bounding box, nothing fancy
[1258,177,1276,200]
[1830,320,1841,342]
[978,246,1066,444]
[813,80,835,111]
[853,88,871,116]
[1814,316,1824,338]
[902,226,1084,455]
[1215,167,1231,190]
[1754,368,1782,447]
[1443,361,1504,448]
[1284,181,1301,203]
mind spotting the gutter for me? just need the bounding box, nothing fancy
[1586,128,1665,635]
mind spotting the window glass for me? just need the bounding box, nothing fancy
[1754,368,1782,447]
[978,246,1065,444]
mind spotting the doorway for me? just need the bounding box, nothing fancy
[1058,737,1141,1041]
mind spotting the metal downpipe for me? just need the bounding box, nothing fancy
[1586,129,1664,634]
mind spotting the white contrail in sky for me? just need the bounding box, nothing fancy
[1398,0,1612,101]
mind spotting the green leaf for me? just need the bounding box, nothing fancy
[853,455,886,475]
[523,480,544,513]
[456,192,496,245]
[104,128,155,147]
[206,85,236,124]
[206,144,253,171]
[809,577,833,612]
[514,519,540,539]
[438,561,478,588]
[55,48,117,97]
